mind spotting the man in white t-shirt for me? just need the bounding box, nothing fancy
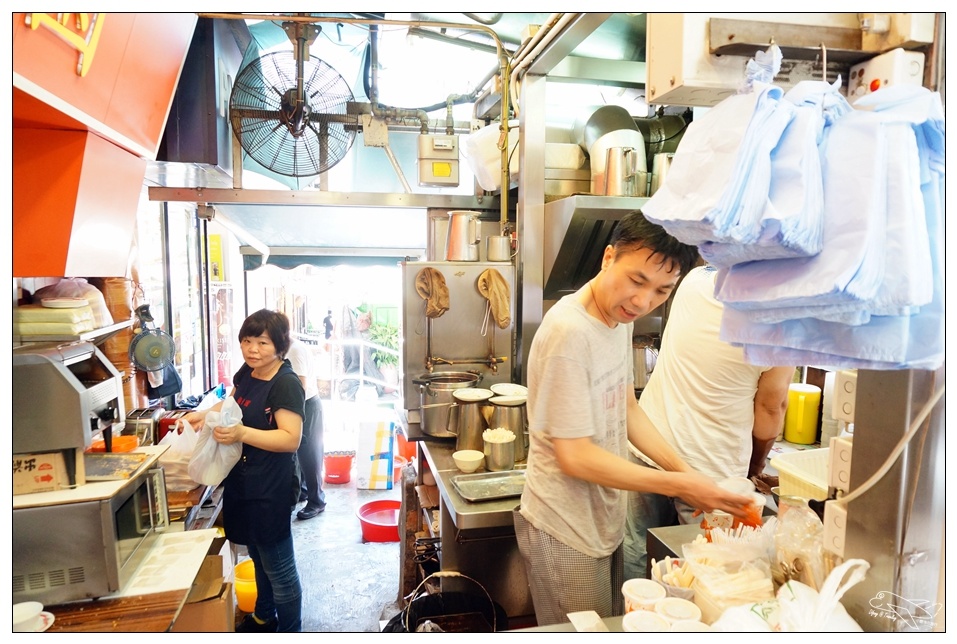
[287,339,327,520]
[623,265,793,579]
[515,212,755,626]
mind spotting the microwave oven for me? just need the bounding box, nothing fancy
[12,462,169,605]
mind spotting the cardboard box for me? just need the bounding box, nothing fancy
[172,540,236,632]
[13,451,70,495]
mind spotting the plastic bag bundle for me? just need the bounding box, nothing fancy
[712,559,870,632]
[188,397,244,486]
[159,420,200,491]
[643,45,828,266]
[682,539,775,621]
[717,85,944,370]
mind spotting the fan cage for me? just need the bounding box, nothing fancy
[230,51,357,177]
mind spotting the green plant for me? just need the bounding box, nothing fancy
[368,322,399,368]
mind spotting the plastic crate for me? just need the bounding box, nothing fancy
[770,448,829,501]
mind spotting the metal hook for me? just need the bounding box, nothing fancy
[820,42,827,82]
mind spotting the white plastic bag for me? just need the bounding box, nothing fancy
[158,419,201,491]
[188,397,243,486]
[33,277,114,327]
[775,558,869,632]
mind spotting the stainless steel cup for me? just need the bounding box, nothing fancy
[484,438,515,471]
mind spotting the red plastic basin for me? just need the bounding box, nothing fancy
[356,499,401,542]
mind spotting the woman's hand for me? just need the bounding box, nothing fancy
[179,410,207,432]
[213,423,246,445]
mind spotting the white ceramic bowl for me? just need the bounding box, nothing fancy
[490,383,528,397]
[452,387,494,403]
[13,601,43,632]
[452,449,484,473]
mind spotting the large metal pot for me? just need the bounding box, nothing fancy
[414,371,481,437]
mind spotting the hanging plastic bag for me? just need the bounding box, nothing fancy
[158,419,201,491]
[188,397,244,486]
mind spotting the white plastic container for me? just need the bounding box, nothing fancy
[654,596,702,624]
[622,610,670,632]
[622,577,667,612]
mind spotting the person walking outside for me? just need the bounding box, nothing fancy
[287,338,327,520]
[514,212,754,626]
[181,309,305,632]
[323,309,334,340]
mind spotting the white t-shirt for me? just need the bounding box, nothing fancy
[286,340,319,400]
[637,266,770,480]
[520,293,634,558]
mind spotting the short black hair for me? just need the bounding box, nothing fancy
[609,210,699,277]
[239,309,292,358]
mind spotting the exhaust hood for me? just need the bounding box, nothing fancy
[542,194,649,300]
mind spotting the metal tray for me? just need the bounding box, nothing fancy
[451,469,526,502]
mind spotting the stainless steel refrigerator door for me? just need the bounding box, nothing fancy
[401,261,515,415]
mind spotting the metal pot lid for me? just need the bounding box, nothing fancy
[490,383,528,397]
[452,388,494,402]
[490,395,526,407]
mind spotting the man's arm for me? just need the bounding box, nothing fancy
[748,366,794,477]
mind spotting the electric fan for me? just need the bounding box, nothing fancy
[229,49,357,177]
[129,305,176,372]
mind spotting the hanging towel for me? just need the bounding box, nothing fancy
[415,267,450,318]
[477,269,511,329]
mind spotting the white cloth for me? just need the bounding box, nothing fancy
[286,339,319,400]
[520,294,633,559]
[636,267,771,481]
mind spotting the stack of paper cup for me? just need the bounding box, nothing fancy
[820,371,841,447]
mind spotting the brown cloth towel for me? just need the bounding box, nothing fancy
[415,267,450,318]
[478,269,511,329]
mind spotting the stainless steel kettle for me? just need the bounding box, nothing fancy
[633,336,658,389]
[445,210,481,261]
[488,398,528,462]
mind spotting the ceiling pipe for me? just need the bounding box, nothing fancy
[201,12,513,230]
[463,13,503,26]
[509,13,579,119]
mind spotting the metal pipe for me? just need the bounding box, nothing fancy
[382,143,412,193]
[200,12,512,232]
[510,13,578,118]
[463,13,503,26]
[369,24,378,106]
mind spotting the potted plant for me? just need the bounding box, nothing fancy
[368,322,400,389]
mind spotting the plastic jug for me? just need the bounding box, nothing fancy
[784,383,822,444]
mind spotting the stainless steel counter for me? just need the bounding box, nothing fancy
[420,440,522,530]
[419,440,534,622]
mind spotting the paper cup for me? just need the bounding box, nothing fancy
[670,619,713,632]
[622,577,666,613]
[622,610,670,632]
[13,602,43,632]
[651,559,695,600]
[655,597,702,624]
